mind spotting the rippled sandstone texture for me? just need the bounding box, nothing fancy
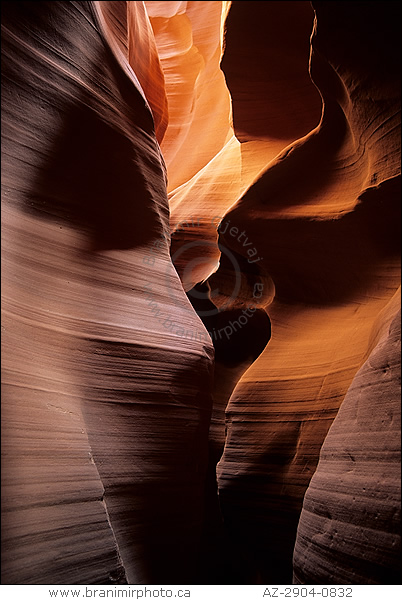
[293,294,401,584]
[1,0,401,586]
[1,0,213,584]
[212,0,401,584]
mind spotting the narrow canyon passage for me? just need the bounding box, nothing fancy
[1,0,400,585]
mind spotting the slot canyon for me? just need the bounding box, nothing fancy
[1,0,400,586]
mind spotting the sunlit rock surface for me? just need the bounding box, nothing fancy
[1,0,400,585]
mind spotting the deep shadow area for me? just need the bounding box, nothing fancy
[187,281,271,366]
[187,281,273,583]
[2,1,165,252]
[28,103,163,250]
[221,0,322,141]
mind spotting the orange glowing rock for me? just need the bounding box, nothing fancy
[1,0,400,586]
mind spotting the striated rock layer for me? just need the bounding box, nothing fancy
[1,0,213,584]
[293,293,401,584]
[212,0,401,584]
[1,0,400,586]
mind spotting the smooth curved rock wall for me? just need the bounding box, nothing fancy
[1,0,400,586]
[1,0,213,584]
